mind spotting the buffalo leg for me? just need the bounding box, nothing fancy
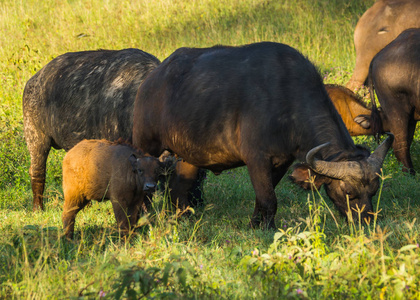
[111,198,143,235]
[404,118,417,174]
[62,198,89,239]
[390,116,416,175]
[272,158,294,187]
[27,138,51,211]
[247,161,277,229]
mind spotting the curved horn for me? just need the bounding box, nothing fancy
[306,143,330,166]
[306,143,363,180]
[367,132,394,172]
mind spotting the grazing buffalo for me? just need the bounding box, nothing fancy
[62,139,167,239]
[326,84,374,136]
[369,28,420,175]
[347,0,420,91]
[132,42,393,228]
[23,48,161,211]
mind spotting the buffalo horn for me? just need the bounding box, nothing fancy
[306,133,394,180]
[306,143,363,180]
[366,133,394,172]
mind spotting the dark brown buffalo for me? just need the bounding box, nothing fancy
[23,49,160,211]
[369,28,420,175]
[132,42,393,229]
[62,139,166,239]
[347,0,420,91]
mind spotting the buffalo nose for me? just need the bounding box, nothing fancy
[143,183,156,192]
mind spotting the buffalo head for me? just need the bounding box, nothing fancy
[290,134,393,223]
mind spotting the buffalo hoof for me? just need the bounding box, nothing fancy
[249,217,276,230]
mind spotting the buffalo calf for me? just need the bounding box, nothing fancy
[62,139,164,239]
[325,84,374,136]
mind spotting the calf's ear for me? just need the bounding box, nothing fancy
[129,154,139,172]
[289,163,330,190]
[354,114,371,129]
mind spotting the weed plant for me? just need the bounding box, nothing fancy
[1,0,420,298]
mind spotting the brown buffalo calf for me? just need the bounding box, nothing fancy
[325,84,374,136]
[62,139,164,239]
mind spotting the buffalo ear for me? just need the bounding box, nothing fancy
[160,157,177,172]
[158,151,178,171]
[354,114,371,129]
[129,154,139,172]
[289,163,329,190]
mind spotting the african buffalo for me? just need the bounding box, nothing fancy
[62,139,166,239]
[369,28,420,175]
[347,0,420,91]
[132,42,393,229]
[22,48,161,211]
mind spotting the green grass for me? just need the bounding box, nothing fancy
[1,0,420,298]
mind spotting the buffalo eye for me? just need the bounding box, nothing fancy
[340,181,354,199]
[137,169,143,175]
[345,191,357,201]
[378,27,388,34]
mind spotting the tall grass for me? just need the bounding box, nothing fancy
[1,0,420,298]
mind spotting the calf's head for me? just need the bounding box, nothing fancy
[128,155,166,194]
[129,154,176,193]
[290,134,393,223]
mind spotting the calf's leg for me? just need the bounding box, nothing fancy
[62,196,89,239]
[111,198,142,234]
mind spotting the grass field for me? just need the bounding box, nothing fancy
[1,0,420,298]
